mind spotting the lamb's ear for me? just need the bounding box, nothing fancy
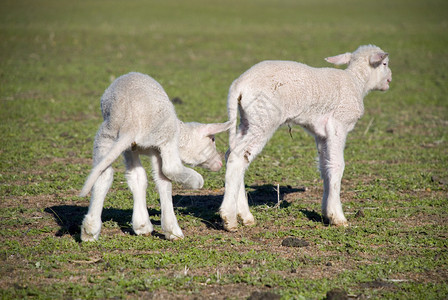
[325,52,352,65]
[198,121,232,136]
[369,52,389,67]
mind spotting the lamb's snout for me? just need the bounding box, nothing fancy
[382,75,392,91]
[387,74,392,84]
[199,154,223,172]
[210,159,223,172]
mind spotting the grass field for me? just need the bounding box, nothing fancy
[1,0,447,298]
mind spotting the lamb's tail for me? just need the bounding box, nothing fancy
[79,134,134,197]
[227,82,241,153]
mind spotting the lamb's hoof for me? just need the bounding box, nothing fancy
[80,227,99,242]
[191,177,204,189]
[325,215,348,227]
[165,233,184,241]
[332,220,349,227]
[239,213,256,227]
[133,222,154,236]
[183,173,204,190]
[163,230,184,241]
[81,216,101,242]
[161,222,184,241]
[221,215,238,232]
[242,217,256,227]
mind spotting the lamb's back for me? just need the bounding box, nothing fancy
[100,72,177,132]
[236,61,355,121]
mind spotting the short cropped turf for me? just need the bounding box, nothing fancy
[1,0,447,299]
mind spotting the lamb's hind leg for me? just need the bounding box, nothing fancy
[315,118,348,226]
[150,150,184,240]
[81,129,114,241]
[237,179,254,226]
[221,150,248,231]
[221,128,275,231]
[124,150,153,236]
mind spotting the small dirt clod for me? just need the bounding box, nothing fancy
[281,237,309,248]
[248,291,281,300]
[354,209,365,218]
[325,288,348,300]
[431,175,447,186]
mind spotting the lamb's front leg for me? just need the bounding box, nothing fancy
[150,151,184,240]
[315,120,348,227]
[159,141,204,189]
[124,151,153,236]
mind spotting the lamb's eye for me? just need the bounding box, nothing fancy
[383,62,387,66]
[210,136,215,142]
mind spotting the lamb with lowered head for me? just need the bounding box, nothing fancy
[79,72,231,241]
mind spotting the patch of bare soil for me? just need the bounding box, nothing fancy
[141,284,280,300]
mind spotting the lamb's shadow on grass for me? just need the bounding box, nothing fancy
[299,209,324,223]
[45,205,161,241]
[173,184,308,230]
[45,205,88,239]
[46,184,313,240]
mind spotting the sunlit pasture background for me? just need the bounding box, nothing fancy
[1,0,447,299]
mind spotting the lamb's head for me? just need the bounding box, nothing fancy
[178,121,231,171]
[325,44,392,92]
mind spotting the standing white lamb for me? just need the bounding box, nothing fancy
[79,72,230,241]
[221,45,392,231]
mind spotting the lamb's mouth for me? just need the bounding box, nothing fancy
[383,78,392,90]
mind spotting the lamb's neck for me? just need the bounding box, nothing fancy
[177,120,189,149]
[177,121,193,164]
[347,64,371,98]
